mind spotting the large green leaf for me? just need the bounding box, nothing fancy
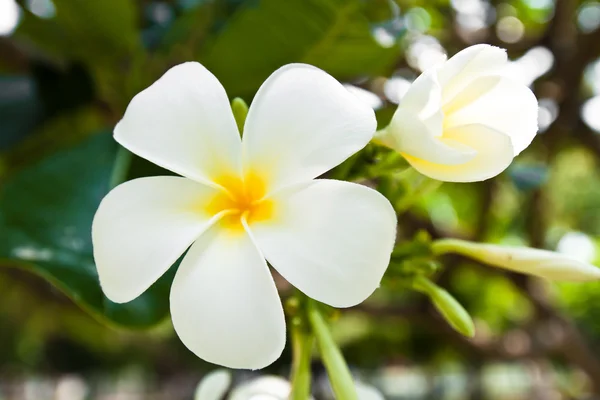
[0,76,43,150]
[0,64,95,152]
[199,0,400,98]
[0,133,172,328]
[16,0,139,65]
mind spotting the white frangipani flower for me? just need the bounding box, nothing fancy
[375,44,539,182]
[433,239,600,281]
[194,370,384,400]
[92,62,396,369]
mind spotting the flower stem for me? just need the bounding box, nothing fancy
[289,327,313,400]
[109,145,132,189]
[394,169,442,213]
[430,238,471,256]
[307,300,358,400]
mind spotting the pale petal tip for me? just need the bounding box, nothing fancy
[579,263,600,280]
[96,273,140,304]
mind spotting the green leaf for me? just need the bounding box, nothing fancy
[0,76,43,150]
[200,0,399,98]
[16,0,140,65]
[0,133,172,328]
[0,65,95,152]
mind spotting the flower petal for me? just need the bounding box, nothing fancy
[115,62,241,184]
[404,124,514,182]
[194,370,232,400]
[438,44,507,102]
[242,64,376,191]
[433,239,600,281]
[401,68,443,121]
[250,180,396,308]
[92,177,220,303]
[170,228,286,369]
[383,107,476,165]
[442,75,502,115]
[444,76,538,155]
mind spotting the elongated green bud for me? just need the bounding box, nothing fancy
[432,239,600,282]
[413,276,475,337]
[231,97,248,134]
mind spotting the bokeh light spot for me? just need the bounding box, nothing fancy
[0,0,21,36]
[496,16,525,43]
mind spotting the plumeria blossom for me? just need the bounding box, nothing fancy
[194,370,384,400]
[432,239,600,281]
[375,44,539,182]
[92,62,396,369]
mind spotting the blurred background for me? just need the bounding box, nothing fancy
[1,0,600,398]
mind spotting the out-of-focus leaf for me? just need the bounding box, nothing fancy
[200,0,400,98]
[0,64,95,163]
[0,76,43,150]
[0,133,172,328]
[156,2,215,56]
[33,62,95,117]
[16,0,139,65]
[2,106,104,174]
[509,164,549,192]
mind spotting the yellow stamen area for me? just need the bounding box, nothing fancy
[205,172,274,232]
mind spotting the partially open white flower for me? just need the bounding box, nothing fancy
[194,370,384,400]
[92,62,396,369]
[432,239,600,281]
[376,44,539,182]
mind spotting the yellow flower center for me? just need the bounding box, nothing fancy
[206,172,274,232]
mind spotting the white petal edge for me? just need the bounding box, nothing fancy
[438,44,508,103]
[400,68,443,120]
[194,370,232,400]
[250,179,396,308]
[170,227,286,369]
[92,177,220,303]
[435,240,600,281]
[242,63,376,192]
[115,62,242,185]
[444,76,539,155]
[404,124,514,182]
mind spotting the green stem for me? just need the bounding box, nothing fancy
[307,301,358,400]
[289,327,313,400]
[394,172,442,214]
[109,146,132,189]
[430,238,470,256]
